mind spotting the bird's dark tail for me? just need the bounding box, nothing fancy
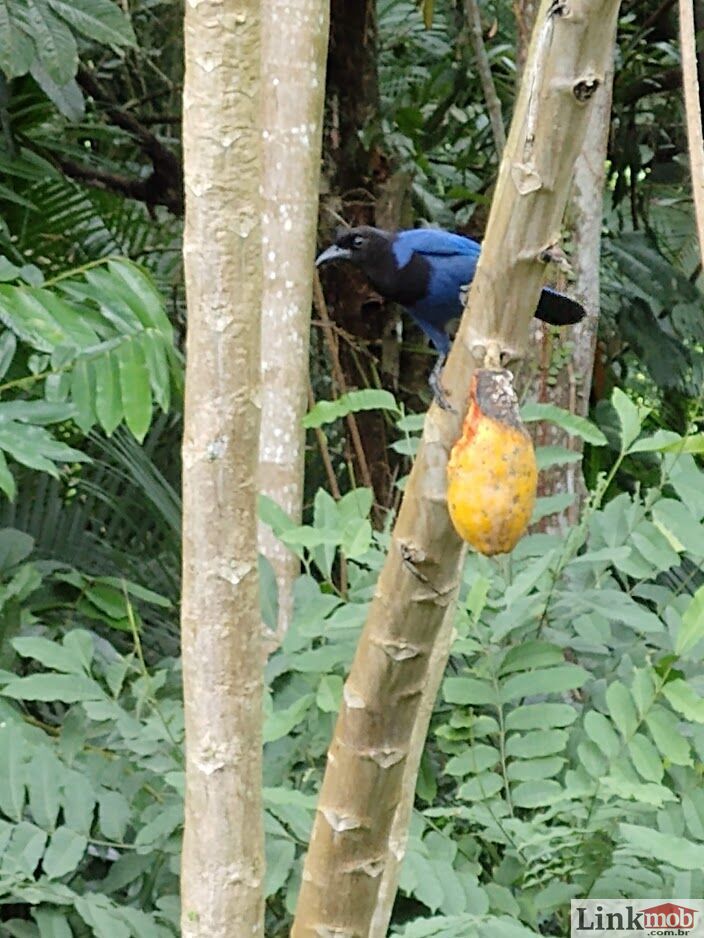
[535,288,585,326]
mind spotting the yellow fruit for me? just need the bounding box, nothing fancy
[447,369,537,555]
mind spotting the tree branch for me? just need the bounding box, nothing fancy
[56,66,184,215]
[465,0,506,156]
[292,1,622,934]
[679,0,704,263]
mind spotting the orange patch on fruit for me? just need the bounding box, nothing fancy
[447,369,537,555]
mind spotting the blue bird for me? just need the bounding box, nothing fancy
[316,226,585,408]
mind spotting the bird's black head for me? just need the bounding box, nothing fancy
[315,226,391,270]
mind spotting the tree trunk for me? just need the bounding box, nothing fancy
[521,56,615,531]
[258,0,330,638]
[180,1,264,934]
[292,2,621,934]
[679,0,704,264]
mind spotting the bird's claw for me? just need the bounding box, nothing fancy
[429,356,457,413]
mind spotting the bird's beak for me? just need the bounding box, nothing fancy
[315,244,352,267]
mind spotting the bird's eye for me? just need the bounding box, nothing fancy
[352,235,364,249]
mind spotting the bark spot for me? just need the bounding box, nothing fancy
[343,683,366,709]
[218,559,254,586]
[366,747,405,768]
[207,435,228,459]
[374,638,422,661]
[346,856,385,878]
[573,77,600,102]
[511,161,542,195]
[320,807,361,832]
[313,927,357,937]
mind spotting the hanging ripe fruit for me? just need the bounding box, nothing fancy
[447,369,537,555]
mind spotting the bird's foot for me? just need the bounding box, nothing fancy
[429,357,456,412]
[459,282,470,308]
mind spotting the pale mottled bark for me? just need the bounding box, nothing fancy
[679,0,704,264]
[180,0,264,934]
[521,54,614,531]
[292,2,621,935]
[258,0,329,638]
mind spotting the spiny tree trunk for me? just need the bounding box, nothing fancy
[180,1,264,934]
[292,2,621,935]
[522,56,615,531]
[258,0,329,638]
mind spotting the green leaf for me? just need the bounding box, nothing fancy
[507,756,564,781]
[500,641,563,675]
[47,0,135,45]
[0,1,35,78]
[578,740,608,778]
[2,673,104,703]
[584,710,621,759]
[265,836,295,897]
[303,389,400,428]
[106,259,172,335]
[263,693,315,743]
[0,329,16,378]
[444,676,498,707]
[74,894,130,938]
[0,421,87,477]
[445,745,499,777]
[42,825,86,879]
[21,0,77,85]
[535,445,582,470]
[663,679,704,722]
[94,350,122,435]
[316,675,343,713]
[620,823,704,870]
[61,770,95,835]
[7,820,47,875]
[531,493,575,523]
[652,499,704,557]
[0,449,16,499]
[504,703,577,731]
[116,339,152,441]
[30,63,84,120]
[27,747,62,829]
[646,706,692,765]
[0,722,26,820]
[70,357,95,432]
[628,732,663,782]
[606,681,638,739]
[520,402,607,445]
[457,771,504,801]
[12,636,83,673]
[612,388,647,450]
[511,780,562,808]
[675,586,704,657]
[500,664,590,702]
[139,331,171,413]
[32,908,73,938]
[98,789,131,841]
[506,729,568,758]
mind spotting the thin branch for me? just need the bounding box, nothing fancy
[465,0,506,156]
[679,0,704,263]
[312,271,376,499]
[58,66,185,215]
[307,380,342,501]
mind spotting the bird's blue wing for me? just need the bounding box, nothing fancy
[392,228,481,267]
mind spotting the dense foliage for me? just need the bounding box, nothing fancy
[0,0,703,935]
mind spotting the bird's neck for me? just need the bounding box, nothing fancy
[363,242,429,307]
